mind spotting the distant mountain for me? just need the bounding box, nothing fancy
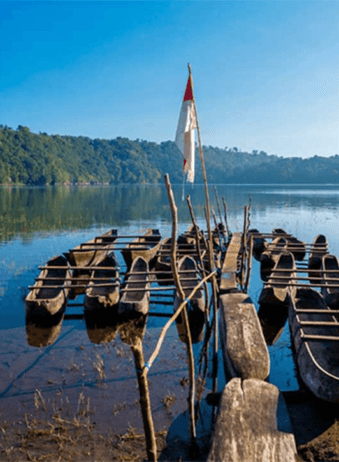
[1,125,339,185]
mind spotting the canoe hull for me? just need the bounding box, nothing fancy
[173,255,206,344]
[289,287,339,403]
[84,252,120,312]
[321,254,339,309]
[121,229,161,270]
[25,255,71,317]
[118,256,150,316]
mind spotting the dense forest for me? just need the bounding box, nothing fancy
[1,125,339,185]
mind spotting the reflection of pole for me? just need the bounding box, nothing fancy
[132,336,157,462]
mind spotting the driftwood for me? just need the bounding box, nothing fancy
[207,378,297,462]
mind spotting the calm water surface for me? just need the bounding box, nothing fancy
[2,183,339,395]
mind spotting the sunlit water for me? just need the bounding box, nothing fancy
[1,183,339,400]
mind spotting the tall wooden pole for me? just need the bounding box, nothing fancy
[188,63,219,394]
[164,173,197,448]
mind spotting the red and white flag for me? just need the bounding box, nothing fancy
[175,74,197,183]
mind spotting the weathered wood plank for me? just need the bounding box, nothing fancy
[219,293,270,380]
[207,378,297,462]
[220,232,242,294]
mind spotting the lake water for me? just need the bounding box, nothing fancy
[1,183,339,446]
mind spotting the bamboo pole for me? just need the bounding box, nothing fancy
[214,185,224,229]
[222,197,230,238]
[240,206,248,288]
[164,173,197,448]
[244,233,253,292]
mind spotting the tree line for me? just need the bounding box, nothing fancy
[1,125,339,185]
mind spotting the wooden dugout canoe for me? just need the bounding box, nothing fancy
[84,252,120,312]
[308,234,328,283]
[260,236,287,282]
[272,228,306,261]
[121,228,161,270]
[154,234,207,285]
[118,256,150,316]
[65,228,118,267]
[25,255,71,317]
[173,255,206,344]
[65,228,118,297]
[289,287,339,403]
[321,254,339,308]
[259,251,296,308]
[154,237,174,285]
[257,302,288,346]
[248,228,267,261]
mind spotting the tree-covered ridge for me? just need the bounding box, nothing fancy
[1,125,339,185]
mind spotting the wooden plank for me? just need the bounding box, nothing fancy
[207,378,297,462]
[219,293,270,381]
[219,232,242,294]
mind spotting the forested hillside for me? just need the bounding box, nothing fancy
[1,125,339,185]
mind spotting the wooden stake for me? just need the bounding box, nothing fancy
[164,173,197,447]
[222,197,230,238]
[131,336,157,462]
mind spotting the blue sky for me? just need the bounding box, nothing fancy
[1,1,339,158]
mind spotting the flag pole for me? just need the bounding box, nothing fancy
[187,63,214,270]
[188,63,219,393]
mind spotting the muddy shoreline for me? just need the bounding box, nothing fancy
[1,323,339,461]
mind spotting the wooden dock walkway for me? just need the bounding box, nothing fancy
[219,232,243,294]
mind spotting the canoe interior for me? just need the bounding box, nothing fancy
[174,255,205,344]
[122,257,149,303]
[260,237,287,281]
[121,228,161,268]
[65,229,118,267]
[86,252,119,299]
[259,251,296,307]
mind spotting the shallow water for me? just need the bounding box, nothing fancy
[1,183,339,452]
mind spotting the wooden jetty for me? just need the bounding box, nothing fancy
[207,378,297,462]
[219,232,242,294]
[219,293,270,381]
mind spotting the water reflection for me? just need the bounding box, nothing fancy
[25,308,65,347]
[2,184,339,243]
